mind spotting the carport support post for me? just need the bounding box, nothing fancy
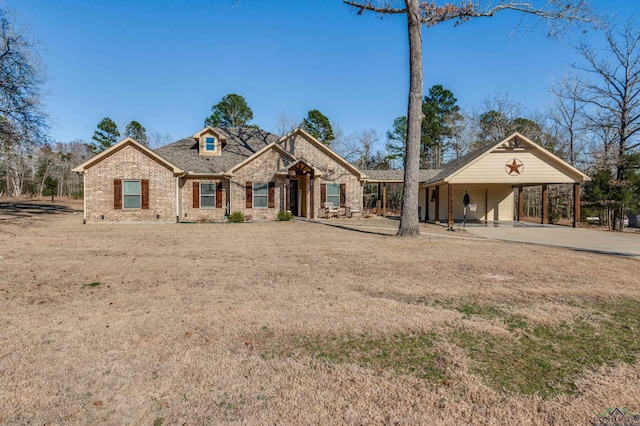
[382,183,387,218]
[573,183,581,228]
[425,187,429,222]
[448,184,454,228]
[518,186,524,221]
[541,184,548,224]
[434,186,440,224]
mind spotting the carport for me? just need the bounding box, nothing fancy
[419,133,591,228]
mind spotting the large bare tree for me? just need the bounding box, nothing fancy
[344,0,593,236]
[550,75,587,166]
[0,7,47,143]
[574,20,640,230]
[1,6,48,196]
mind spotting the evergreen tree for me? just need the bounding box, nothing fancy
[421,85,460,168]
[302,109,335,145]
[87,117,120,154]
[385,85,460,168]
[124,120,148,146]
[385,116,407,167]
[204,94,254,128]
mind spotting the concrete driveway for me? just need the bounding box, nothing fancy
[464,222,640,259]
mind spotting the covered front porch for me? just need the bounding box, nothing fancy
[281,159,320,218]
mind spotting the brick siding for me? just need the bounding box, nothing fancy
[84,144,176,222]
[230,148,289,221]
[180,177,228,222]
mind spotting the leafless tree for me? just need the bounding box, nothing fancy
[0,6,47,146]
[339,129,383,169]
[444,111,473,161]
[274,112,299,136]
[344,0,594,236]
[549,74,588,166]
[576,21,640,172]
[148,131,173,149]
[573,20,640,229]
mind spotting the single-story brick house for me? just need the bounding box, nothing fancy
[74,129,590,226]
[73,127,365,223]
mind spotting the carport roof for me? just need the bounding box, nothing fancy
[423,132,591,185]
[363,169,439,183]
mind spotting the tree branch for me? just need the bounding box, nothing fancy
[343,1,406,15]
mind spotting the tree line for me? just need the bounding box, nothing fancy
[2,2,638,231]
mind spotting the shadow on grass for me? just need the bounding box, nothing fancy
[0,201,77,223]
[298,218,396,237]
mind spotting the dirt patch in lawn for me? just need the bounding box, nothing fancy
[1,198,639,425]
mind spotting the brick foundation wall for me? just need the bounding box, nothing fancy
[84,145,176,222]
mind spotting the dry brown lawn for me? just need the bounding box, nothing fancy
[1,198,639,425]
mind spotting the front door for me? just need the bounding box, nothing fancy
[289,180,299,216]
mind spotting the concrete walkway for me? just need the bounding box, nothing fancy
[464,222,640,259]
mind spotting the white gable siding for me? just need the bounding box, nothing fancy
[451,150,580,184]
[487,185,514,221]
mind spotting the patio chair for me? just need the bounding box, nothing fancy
[347,206,361,218]
[325,202,339,218]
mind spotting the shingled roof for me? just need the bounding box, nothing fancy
[362,169,440,182]
[154,127,279,174]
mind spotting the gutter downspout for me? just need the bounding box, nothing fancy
[176,174,183,223]
[82,173,87,224]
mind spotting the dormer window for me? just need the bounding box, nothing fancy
[205,137,216,152]
[194,128,225,156]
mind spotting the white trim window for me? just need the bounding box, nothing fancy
[205,137,216,152]
[123,180,141,209]
[326,183,340,207]
[200,182,216,208]
[253,182,268,208]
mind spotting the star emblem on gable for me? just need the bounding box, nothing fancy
[505,159,523,175]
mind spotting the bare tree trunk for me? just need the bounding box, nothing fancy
[397,0,423,237]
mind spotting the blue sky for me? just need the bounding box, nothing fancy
[5,0,638,148]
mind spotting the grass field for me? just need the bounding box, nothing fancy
[1,198,639,425]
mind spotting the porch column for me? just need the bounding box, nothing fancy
[382,183,387,218]
[434,186,440,223]
[285,178,290,212]
[541,184,548,224]
[305,175,311,218]
[377,182,381,213]
[573,182,581,228]
[448,184,454,228]
[517,186,524,221]
[310,178,315,219]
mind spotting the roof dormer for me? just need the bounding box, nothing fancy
[193,127,226,157]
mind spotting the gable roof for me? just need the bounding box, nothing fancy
[278,128,367,180]
[425,132,591,184]
[226,142,296,175]
[154,127,279,175]
[192,126,227,142]
[72,137,183,173]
